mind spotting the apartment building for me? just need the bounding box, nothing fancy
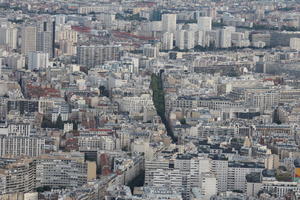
[0,136,45,157]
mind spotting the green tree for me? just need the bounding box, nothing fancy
[55,114,64,129]
[150,73,177,143]
[41,116,54,128]
[180,118,187,125]
[72,121,78,131]
[99,86,109,97]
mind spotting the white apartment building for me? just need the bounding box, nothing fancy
[149,168,183,192]
[162,14,177,34]
[8,122,31,136]
[77,45,121,68]
[245,90,280,112]
[143,186,182,200]
[290,37,300,50]
[197,17,212,31]
[200,172,217,199]
[36,155,89,189]
[248,180,300,198]
[118,94,155,114]
[194,30,206,47]
[143,44,159,58]
[78,136,115,151]
[211,158,229,193]
[0,136,45,157]
[57,27,78,43]
[28,51,49,70]
[162,32,174,50]
[176,30,195,50]
[219,27,233,48]
[146,155,212,199]
[174,155,211,199]
[0,26,18,50]
[227,162,265,192]
[145,158,170,184]
[262,181,300,197]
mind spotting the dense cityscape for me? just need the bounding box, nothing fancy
[1,0,300,199]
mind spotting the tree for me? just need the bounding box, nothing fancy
[150,73,177,143]
[72,121,78,131]
[227,67,240,77]
[55,114,64,130]
[180,118,187,125]
[273,108,282,124]
[36,186,51,192]
[99,86,109,97]
[41,116,54,128]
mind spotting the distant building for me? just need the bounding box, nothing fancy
[77,45,121,68]
[0,136,45,157]
[162,14,177,34]
[0,26,18,50]
[197,16,212,31]
[162,32,174,50]
[28,51,49,70]
[36,154,92,189]
[0,159,36,195]
[290,37,300,50]
[176,30,195,50]
[21,26,37,56]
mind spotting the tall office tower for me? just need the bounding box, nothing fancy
[77,45,121,68]
[197,16,212,31]
[0,27,6,45]
[36,19,55,58]
[175,30,195,50]
[0,26,18,50]
[7,27,17,50]
[185,30,195,49]
[219,27,233,48]
[0,159,36,195]
[162,32,174,50]
[162,13,177,33]
[194,30,205,47]
[176,30,185,49]
[21,26,37,56]
[28,51,49,70]
[0,136,45,157]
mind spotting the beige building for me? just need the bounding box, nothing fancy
[264,154,280,170]
[290,37,300,50]
[87,161,97,181]
[21,26,37,56]
[0,159,36,195]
